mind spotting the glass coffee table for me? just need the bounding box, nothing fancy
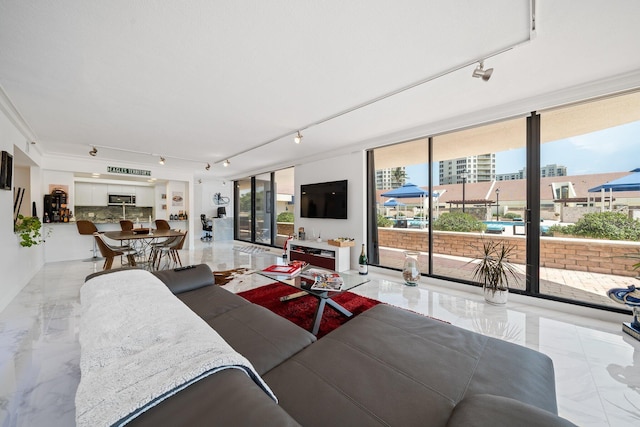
[257,266,370,335]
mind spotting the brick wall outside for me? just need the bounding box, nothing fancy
[277,222,295,237]
[378,227,640,277]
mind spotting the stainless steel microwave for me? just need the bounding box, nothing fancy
[108,194,136,206]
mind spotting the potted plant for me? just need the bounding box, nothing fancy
[14,214,45,247]
[468,239,520,305]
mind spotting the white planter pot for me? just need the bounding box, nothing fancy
[484,288,508,305]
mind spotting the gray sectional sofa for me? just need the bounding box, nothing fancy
[77,264,576,426]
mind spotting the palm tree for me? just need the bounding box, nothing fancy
[390,167,409,187]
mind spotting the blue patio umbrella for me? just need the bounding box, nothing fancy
[383,198,405,207]
[588,170,640,193]
[380,183,436,198]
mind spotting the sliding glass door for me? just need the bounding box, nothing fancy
[234,167,296,248]
[431,117,527,289]
[538,92,640,308]
[235,178,252,243]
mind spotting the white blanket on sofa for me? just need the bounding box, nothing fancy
[75,269,276,427]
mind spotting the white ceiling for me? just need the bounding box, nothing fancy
[1,0,639,180]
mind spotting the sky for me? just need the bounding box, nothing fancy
[404,121,640,186]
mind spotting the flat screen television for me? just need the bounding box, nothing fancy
[300,180,347,219]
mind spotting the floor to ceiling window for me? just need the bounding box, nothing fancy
[538,91,640,308]
[274,167,295,248]
[369,90,640,312]
[431,118,527,289]
[235,178,252,243]
[372,138,429,273]
[234,167,295,247]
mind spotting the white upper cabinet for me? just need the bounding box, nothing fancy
[135,187,155,206]
[75,183,108,206]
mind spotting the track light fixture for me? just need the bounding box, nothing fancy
[159,156,166,165]
[205,162,211,171]
[294,131,303,144]
[89,146,97,156]
[472,61,493,81]
[223,159,230,167]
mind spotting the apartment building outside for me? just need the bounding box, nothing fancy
[439,154,495,184]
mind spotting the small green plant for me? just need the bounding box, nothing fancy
[377,214,393,228]
[14,215,44,247]
[277,211,294,222]
[468,239,520,293]
[433,212,486,232]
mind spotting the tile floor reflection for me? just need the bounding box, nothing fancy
[1,240,639,426]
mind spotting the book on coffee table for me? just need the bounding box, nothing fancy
[301,268,344,291]
[261,261,308,277]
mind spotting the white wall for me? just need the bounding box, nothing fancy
[197,179,234,219]
[294,151,366,269]
[0,112,44,312]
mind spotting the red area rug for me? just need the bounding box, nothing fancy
[237,283,381,338]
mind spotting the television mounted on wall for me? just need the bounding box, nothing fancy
[300,180,348,219]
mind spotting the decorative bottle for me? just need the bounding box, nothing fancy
[402,251,420,286]
[359,244,368,275]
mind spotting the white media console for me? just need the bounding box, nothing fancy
[287,239,351,272]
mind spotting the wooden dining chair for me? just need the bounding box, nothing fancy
[93,232,138,270]
[120,220,134,231]
[153,231,187,270]
[154,219,171,230]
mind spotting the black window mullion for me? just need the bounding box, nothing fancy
[526,112,541,294]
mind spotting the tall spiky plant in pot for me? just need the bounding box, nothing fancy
[468,239,520,305]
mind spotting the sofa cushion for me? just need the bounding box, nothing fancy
[177,283,316,375]
[264,304,559,427]
[447,394,577,427]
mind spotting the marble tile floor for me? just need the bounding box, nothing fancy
[1,240,640,426]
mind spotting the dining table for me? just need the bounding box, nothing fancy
[103,229,186,270]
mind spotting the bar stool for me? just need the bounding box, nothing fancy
[76,220,103,261]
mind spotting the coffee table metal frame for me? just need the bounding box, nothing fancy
[257,267,370,335]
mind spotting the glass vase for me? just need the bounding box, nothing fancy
[402,251,421,286]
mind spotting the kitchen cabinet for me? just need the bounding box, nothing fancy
[74,183,108,206]
[75,182,94,205]
[135,187,155,206]
[107,185,134,195]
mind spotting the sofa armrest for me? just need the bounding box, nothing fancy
[446,394,577,427]
[152,264,214,294]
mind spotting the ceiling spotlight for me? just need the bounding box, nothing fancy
[472,61,493,81]
[223,159,230,167]
[205,163,211,171]
[89,146,97,156]
[294,131,303,144]
[159,156,166,165]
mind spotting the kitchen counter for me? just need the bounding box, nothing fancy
[43,221,190,263]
